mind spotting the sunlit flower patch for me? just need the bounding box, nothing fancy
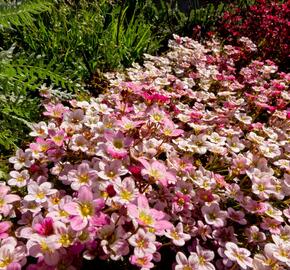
[2,34,290,269]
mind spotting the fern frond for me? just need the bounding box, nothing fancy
[0,0,53,28]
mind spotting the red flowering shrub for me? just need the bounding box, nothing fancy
[217,0,290,69]
[1,35,290,269]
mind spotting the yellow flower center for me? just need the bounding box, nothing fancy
[120,190,133,201]
[139,211,154,226]
[79,174,89,183]
[80,203,93,217]
[59,233,72,247]
[0,256,12,267]
[113,140,123,149]
[36,192,45,199]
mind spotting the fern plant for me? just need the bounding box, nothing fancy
[0,0,53,28]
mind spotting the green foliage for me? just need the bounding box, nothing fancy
[0,0,53,28]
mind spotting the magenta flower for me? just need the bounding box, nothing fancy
[33,217,54,236]
[63,186,104,231]
[127,195,173,233]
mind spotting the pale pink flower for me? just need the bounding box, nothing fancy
[116,116,143,131]
[175,252,197,270]
[97,159,127,181]
[128,228,156,257]
[48,129,67,147]
[235,112,252,125]
[70,134,89,152]
[0,237,26,269]
[8,149,32,170]
[188,134,209,154]
[67,163,97,191]
[258,142,281,159]
[27,235,61,266]
[29,121,48,137]
[139,159,176,186]
[127,195,173,233]
[264,242,290,266]
[8,170,30,188]
[190,245,215,270]
[63,186,104,231]
[224,242,253,269]
[226,136,245,153]
[201,203,227,227]
[24,182,57,204]
[0,184,20,217]
[161,118,184,137]
[164,222,190,246]
[114,177,138,204]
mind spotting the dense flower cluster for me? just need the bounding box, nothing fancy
[2,34,290,269]
[217,0,290,69]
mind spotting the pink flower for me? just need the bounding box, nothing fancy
[127,195,173,233]
[63,186,104,231]
[201,203,227,227]
[227,207,247,225]
[67,163,97,191]
[27,235,61,266]
[175,252,197,270]
[139,159,176,187]
[0,221,11,239]
[114,177,138,204]
[48,129,67,147]
[161,118,184,137]
[165,222,191,246]
[0,184,20,217]
[224,242,253,269]
[190,245,215,270]
[130,254,154,270]
[104,131,132,159]
[8,149,32,170]
[43,103,68,119]
[8,170,30,188]
[24,182,57,204]
[0,237,26,269]
[128,228,156,257]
